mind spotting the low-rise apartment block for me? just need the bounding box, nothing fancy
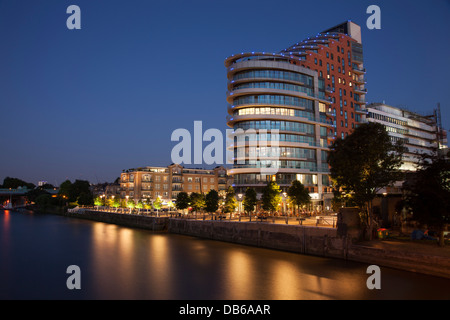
[119,164,228,202]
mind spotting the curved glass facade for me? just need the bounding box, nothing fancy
[233,69,313,85]
[232,95,314,109]
[226,53,334,198]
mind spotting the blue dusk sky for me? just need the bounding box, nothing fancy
[1,0,449,186]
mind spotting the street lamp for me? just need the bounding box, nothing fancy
[237,193,243,221]
[282,192,288,224]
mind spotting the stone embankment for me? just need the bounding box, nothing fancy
[61,209,450,279]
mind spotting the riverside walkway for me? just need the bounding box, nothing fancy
[85,207,338,228]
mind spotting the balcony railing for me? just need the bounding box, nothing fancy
[352,66,366,74]
[354,86,367,94]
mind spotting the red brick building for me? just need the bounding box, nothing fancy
[281,21,367,139]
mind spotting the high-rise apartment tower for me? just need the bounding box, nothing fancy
[225,21,365,209]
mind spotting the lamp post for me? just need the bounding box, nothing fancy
[237,193,243,221]
[282,192,288,224]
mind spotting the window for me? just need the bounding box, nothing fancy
[314,58,317,65]
[326,52,329,58]
[187,177,192,182]
[337,46,340,52]
[319,59,322,66]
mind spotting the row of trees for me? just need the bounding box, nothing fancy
[0,176,95,209]
[93,195,170,214]
[173,179,311,219]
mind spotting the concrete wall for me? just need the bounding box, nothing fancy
[168,219,347,259]
[64,211,168,231]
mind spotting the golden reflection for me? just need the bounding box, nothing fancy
[268,259,344,300]
[147,234,173,298]
[90,223,137,298]
[270,260,309,299]
[224,249,253,299]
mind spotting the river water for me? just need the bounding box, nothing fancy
[1,209,449,300]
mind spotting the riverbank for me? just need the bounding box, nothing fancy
[51,209,450,279]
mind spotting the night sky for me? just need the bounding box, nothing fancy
[1,0,449,186]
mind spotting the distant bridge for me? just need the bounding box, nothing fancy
[0,187,58,196]
[0,187,58,208]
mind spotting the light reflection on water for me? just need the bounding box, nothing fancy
[1,210,450,300]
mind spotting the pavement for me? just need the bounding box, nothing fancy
[357,237,450,258]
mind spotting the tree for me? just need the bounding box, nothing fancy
[190,192,205,214]
[205,189,219,214]
[243,187,257,221]
[77,192,94,206]
[72,180,92,201]
[35,193,53,211]
[112,197,121,211]
[26,188,51,204]
[327,122,406,239]
[127,198,135,213]
[167,201,175,213]
[223,186,237,218]
[2,177,35,189]
[175,192,190,211]
[94,196,103,207]
[136,200,144,214]
[403,152,450,246]
[287,180,311,215]
[58,180,73,201]
[153,196,162,210]
[58,179,92,204]
[261,181,282,215]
